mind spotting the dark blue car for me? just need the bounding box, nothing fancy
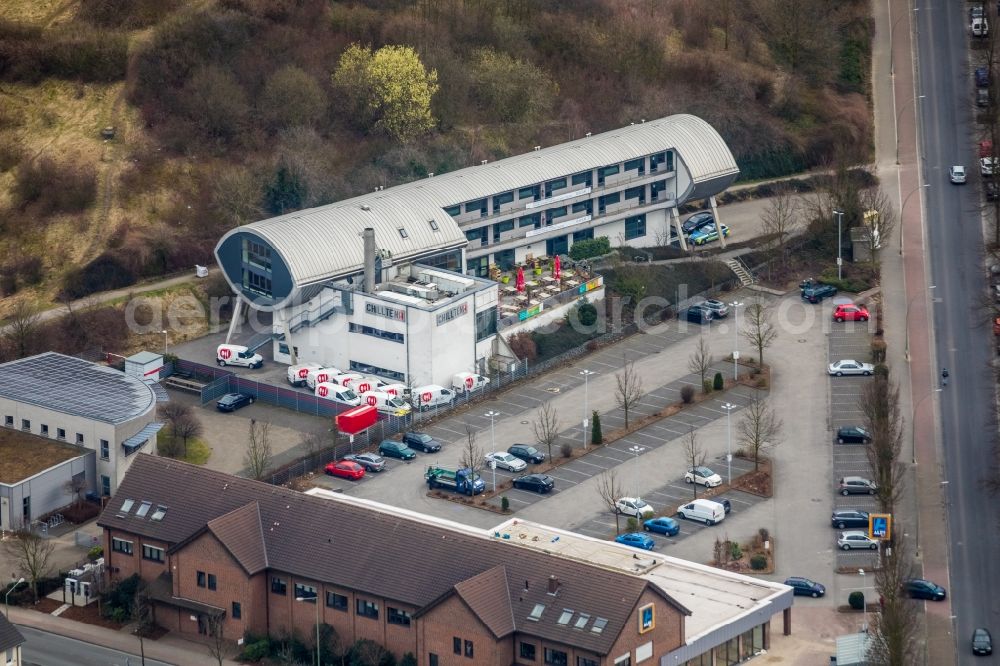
[643,517,680,536]
[615,532,655,551]
[784,577,826,598]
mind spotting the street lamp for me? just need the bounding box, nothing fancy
[722,403,736,485]
[834,209,844,280]
[728,302,743,380]
[295,591,321,666]
[904,285,936,362]
[627,445,645,500]
[484,410,499,453]
[161,330,168,356]
[580,370,596,449]
[5,577,24,618]
[897,183,929,256]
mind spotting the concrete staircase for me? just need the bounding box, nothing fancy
[725,257,757,286]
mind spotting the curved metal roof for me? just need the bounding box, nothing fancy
[219,114,737,288]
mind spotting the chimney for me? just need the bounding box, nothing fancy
[363,227,376,293]
[547,575,560,595]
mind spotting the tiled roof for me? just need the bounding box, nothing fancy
[100,455,685,654]
[0,611,24,651]
[451,564,515,638]
[206,502,268,575]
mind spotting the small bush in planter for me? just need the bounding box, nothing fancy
[501,496,510,512]
[560,442,573,458]
[729,541,743,561]
[87,545,104,561]
[680,385,695,404]
[713,372,724,391]
[591,411,603,445]
[703,379,713,393]
[626,517,638,531]
[848,591,865,610]
[756,376,768,388]
[749,554,768,570]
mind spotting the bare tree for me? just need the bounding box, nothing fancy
[737,392,783,471]
[206,611,233,666]
[741,300,778,367]
[245,419,273,481]
[63,474,87,507]
[682,428,706,499]
[532,402,561,463]
[615,356,644,429]
[759,188,799,268]
[869,539,918,665]
[596,470,625,534]
[173,413,203,458]
[131,582,152,666]
[3,298,41,359]
[688,336,713,393]
[858,187,898,275]
[860,377,905,514]
[2,529,55,602]
[459,421,484,483]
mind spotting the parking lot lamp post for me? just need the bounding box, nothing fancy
[580,370,596,449]
[728,302,742,380]
[294,590,321,666]
[484,410,499,453]
[722,403,735,485]
[4,577,24,618]
[627,446,645,501]
[161,330,168,356]
[858,569,868,633]
[834,209,844,280]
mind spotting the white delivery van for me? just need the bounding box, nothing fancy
[330,373,365,388]
[314,382,361,406]
[453,372,490,393]
[380,383,409,399]
[411,384,456,411]
[287,362,322,387]
[362,391,412,417]
[676,498,726,526]
[353,376,388,394]
[305,367,341,391]
[216,344,263,369]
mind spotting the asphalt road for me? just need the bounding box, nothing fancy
[916,0,1000,660]
[18,625,173,666]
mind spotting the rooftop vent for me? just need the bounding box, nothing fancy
[533,146,541,151]
[360,204,371,211]
[586,132,592,137]
[547,575,560,595]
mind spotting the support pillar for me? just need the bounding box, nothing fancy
[709,196,727,249]
[275,310,296,365]
[225,295,246,344]
[670,207,688,251]
[782,608,791,636]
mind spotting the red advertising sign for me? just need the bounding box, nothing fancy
[298,368,309,378]
[357,382,371,393]
[317,372,329,383]
[465,376,474,388]
[318,385,329,397]
[342,377,355,386]
[421,391,432,404]
[219,348,232,359]
[386,388,397,396]
[366,395,377,406]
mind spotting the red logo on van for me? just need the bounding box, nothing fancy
[342,377,355,386]
[357,383,371,393]
[386,388,397,396]
[219,348,232,360]
[421,392,432,404]
[298,368,309,378]
[366,395,377,406]
[318,373,329,383]
[465,376,474,388]
[318,385,329,397]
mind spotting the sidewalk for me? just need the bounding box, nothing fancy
[8,605,239,665]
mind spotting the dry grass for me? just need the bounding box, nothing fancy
[0,429,84,483]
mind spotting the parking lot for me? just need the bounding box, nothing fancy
[828,309,879,571]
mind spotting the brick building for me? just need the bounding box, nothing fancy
[99,456,791,665]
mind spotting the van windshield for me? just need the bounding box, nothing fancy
[342,390,358,400]
[238,350,253,358]
[388,397,405,408]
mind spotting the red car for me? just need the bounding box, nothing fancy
[832,304,869,322]
[324,460,366,480]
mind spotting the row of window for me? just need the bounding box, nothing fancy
[111,537,165,562]
[445,151,673,220]
[348,323,404,344]
[269,577,413,626]
[243,268,272,297]
[2,417,104,456]
[348,361,405,383]
[197,570,217,590]
[243,239,272,270]
[514,643,600,666]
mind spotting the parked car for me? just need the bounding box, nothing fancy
[615,497,655,518]
[951,165,968,184]
[484,451,527,472]
[716,497,732,514]
[324,460,366,481]
[343,453,386,473]
[976,66,990,87]
[832,304,870,322]
[831,509,870,529]
[972,628,993,655]
[784,577,826,598]
[676,498,726,525]
[987,181,999,201]
[698,299,729,318]
[903,579,946,601]
[512,473,555,494]
[378,440,417,460]
[838,530,879,550]
[615,532,656,551]
[801,282,838,303]
[837,426,872,444]
[828,360,875,376]
[979,87,991,108]
[216,393,254,412]
[682,211,716,234]
[973,16,989,36]
[508,444,546,464]
[839,476,878,495]
[402,432,442,453]
[983,156,997,177]
[690,224,730,246]
[685,305,714,324]
[643,517,680,536]
[684,466,723,488]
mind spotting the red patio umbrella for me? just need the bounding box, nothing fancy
[516,265,525,292]
[553,255,561,280]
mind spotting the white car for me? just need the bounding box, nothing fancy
[838,530,879,551]
[484,451,527,472]
[982,157,996,177]
[615,497,655,518]
[950,165,967,184]
[828,360,874,377]
[973,16,989,36]
[684,466,723,487]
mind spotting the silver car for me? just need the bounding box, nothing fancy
[484,451,527,472]
[950,165,967,184]
[343,453,386,472]
[838,530,879,550]
[828,360,874,376]
[698,299,729,318]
